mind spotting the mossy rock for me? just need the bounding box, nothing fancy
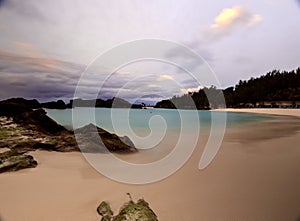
[0,129,9,139]
[102,215,113,221]
[113,200,158,221]
[0,150,37,173]
[97,201,113,217]
[97,195,158,221]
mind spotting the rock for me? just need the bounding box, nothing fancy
[75,124,137,153]
[0,102,33,116]
[0,101,67,135]
[97,201,114,217]
[1,98,41,109]
[0,150,37,173]
[0,149,27,160]
[154,99,176,109]
[119,136,135,148]
[97,195,158,221]
[13,108,67,135]
[102,215,113,221]
[0,98,136,158]
[113,199,158,221]
[41,100,66,109]
[67,97,132,108]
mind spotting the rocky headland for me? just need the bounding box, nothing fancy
[0,98,137,173]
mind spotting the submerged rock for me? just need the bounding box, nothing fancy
[97,194,158,221]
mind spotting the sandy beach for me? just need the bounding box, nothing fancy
[215,108,300,117]
[1,109,300,221]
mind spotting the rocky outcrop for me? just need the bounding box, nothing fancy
[66,97,134,108]
[1,98,41,109]
[41,100,66,109]
[0,100,67,135]
[14,108,67,135]
[0,98,137,173]
[97,201,114,218]
[154,99,176,109]
[0,101,34,116]
[113,199,158,221]
[97,194,158,221]
[0,150,37,173]
[75,124,137,153]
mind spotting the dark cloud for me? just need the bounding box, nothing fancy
[140,94,162,98]
[0,50,200,103]
[0,51,85,102]
[1,0,47,21]
[0,0,6,7]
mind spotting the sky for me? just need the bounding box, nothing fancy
[0,0,299,104]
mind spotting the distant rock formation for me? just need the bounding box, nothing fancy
[41,100,66,109]
[66,97,137,109]
[154,99,176,109]
[2,97,142,110]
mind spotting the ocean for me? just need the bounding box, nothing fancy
[45,108,270,149]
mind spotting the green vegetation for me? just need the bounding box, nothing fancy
[0,129,9,138]
[155,68,300,109]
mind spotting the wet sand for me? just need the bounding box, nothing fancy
[0,110,300,221]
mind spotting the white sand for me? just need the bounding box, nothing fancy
[0,112,300,220]
[215,108,300,117]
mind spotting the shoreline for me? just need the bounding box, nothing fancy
[214,108,300,117]
[0,111,300,220]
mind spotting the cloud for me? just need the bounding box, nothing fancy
[211,6,262,29]
[156,74,174,81]
[148,84,160,88]
[0,50,86,102]
[180,85,204,94]
[207,6,262,40]
[0,0,6,7]
[0,0,47,21]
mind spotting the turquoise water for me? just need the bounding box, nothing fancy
[45,108,271,149]
[45,108,270,133]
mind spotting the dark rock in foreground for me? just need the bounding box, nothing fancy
[1,98,41,109]
[97,194,158,221]
[0,101,67,135]
[0,150,37,173]
[97,201,114,217]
